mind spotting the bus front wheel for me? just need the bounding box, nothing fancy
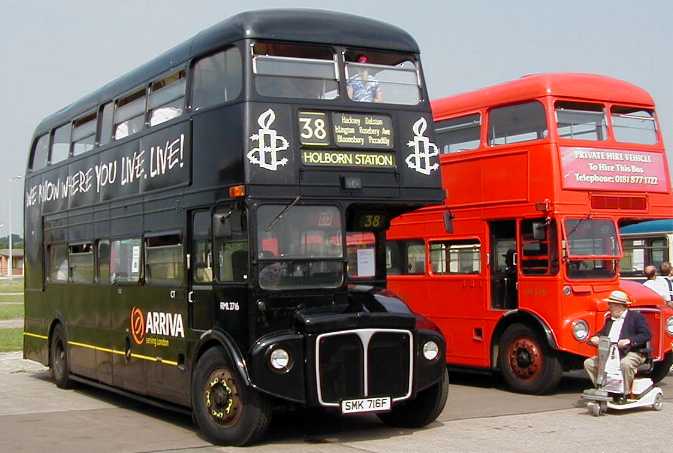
[191,347,271,446]
[649,352,673,383]
[50,324,73,389]
[498,323,562,394]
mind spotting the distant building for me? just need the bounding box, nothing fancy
[0,249,24,276]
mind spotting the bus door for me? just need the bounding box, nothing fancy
[189,205,249,342]
[490,221,518,310]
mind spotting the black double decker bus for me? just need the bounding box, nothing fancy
[23,10,447,445]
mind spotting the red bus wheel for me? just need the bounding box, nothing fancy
[498,323,562,394]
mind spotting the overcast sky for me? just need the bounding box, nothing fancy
[2,0,672,231]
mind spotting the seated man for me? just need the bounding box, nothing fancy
[584,290,651,396]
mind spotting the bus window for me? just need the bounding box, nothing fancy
[145,234,184,285]
[435,114,481,153]
[345,51,420,105]
[347,232,376,278]
[214,206,248,283]
[97,240,110,283]
[253,42,338,100]
[69,243,94,283]
[110,239,142,283]
[256,205,343,289]
[520,219,558,275]
[114,89,146,140]
[564,218,619,280]
[488,101,547,146]
[47,243,68,282]
[555,102,607,141]
[621,237,668,277]
[430,240,480,274]
[31,134,49,170]
[192,47,242,110]
[192,211,213,283]
[149,70,186,127]
[99,102,113,146]
[72,111,97,156]
[51,123,71,164]
[386,240,425,275]
[611,106,658,145]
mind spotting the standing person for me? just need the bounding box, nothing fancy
[584,290,651,397]
[642,265,671,303]
[347,55,383,103]
[660,261,673,308]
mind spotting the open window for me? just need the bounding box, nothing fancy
[253,42,338,100]
[149,69,185,127]
[145,234,184,285]
[114,89,146,140]
[72,111,97,156]
[555,102,607,141]
[611,106,658,145]
[435,114,481,153]
[69,243,94,283]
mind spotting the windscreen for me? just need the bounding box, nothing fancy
[256,205,343,290]
[564,218,620,280]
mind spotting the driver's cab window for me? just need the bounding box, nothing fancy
[252,42,338,100]
[192,211,213,283]
[214,206,248,282]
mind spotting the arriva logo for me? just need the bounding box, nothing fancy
[130,307,185,345]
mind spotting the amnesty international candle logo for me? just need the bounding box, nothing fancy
[406,118,439,175]
[248,109,290,171]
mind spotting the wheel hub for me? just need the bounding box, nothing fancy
[508,338,542,379]
[204,369,240,426]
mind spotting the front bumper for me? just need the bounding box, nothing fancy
[247,312,446,407]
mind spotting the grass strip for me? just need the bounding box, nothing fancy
[0,328,23,352]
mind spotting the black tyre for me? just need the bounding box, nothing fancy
[191,347,271,446]
[649,352,673,384]
[498,323,562,394]
[377,367,448,428]
[49,324,73,389]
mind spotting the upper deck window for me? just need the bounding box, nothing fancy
[435,114,481,153]
[488,101,547,146]
[149,70,185,127]
[253,42,338,100]
[611,106,658,145]
[345,51,420,105]
[72,111,97,156]
[555,102,607,141]
[114,89,146,140]
[31,134,49,170]
[192,47,242,110]
[51,123,71,164]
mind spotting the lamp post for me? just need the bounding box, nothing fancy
[8,176,22,279]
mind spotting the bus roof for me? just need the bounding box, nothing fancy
[35,9,419,136]
[620,219,673,235]
[432,73,655,118]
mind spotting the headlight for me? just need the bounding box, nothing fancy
[269,348,291,371]
[666,317,673,336]
[422,341,439,361]
[572,320,589,341]
[562,286,572,296]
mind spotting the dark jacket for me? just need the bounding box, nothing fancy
[597,309,651,357]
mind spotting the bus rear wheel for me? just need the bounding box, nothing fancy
[498,323,562,394]
[378,367,448,428]
[191,347,271,446]
[50,324,73,389]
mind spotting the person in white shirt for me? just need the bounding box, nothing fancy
[660,261,673,308]
[642,265,671,303]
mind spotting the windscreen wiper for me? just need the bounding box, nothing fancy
[264,195,301,232]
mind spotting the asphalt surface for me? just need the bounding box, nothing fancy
[1,352,672,453]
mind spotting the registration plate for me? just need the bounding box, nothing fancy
[341,397,391,414]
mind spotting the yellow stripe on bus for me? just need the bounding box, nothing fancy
[67,341,178,366]
[23,332,49,340]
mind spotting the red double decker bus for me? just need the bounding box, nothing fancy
[388,73,673,393]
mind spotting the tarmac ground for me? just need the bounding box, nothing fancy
[1,352,672,453]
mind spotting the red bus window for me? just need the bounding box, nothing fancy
[387,240,425,275]
[429,240,480,274]
[520,219,558,275]
[435,114,481,153]
[611,106,658,145]
[488,101,547,146]
[555,102,607,141]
